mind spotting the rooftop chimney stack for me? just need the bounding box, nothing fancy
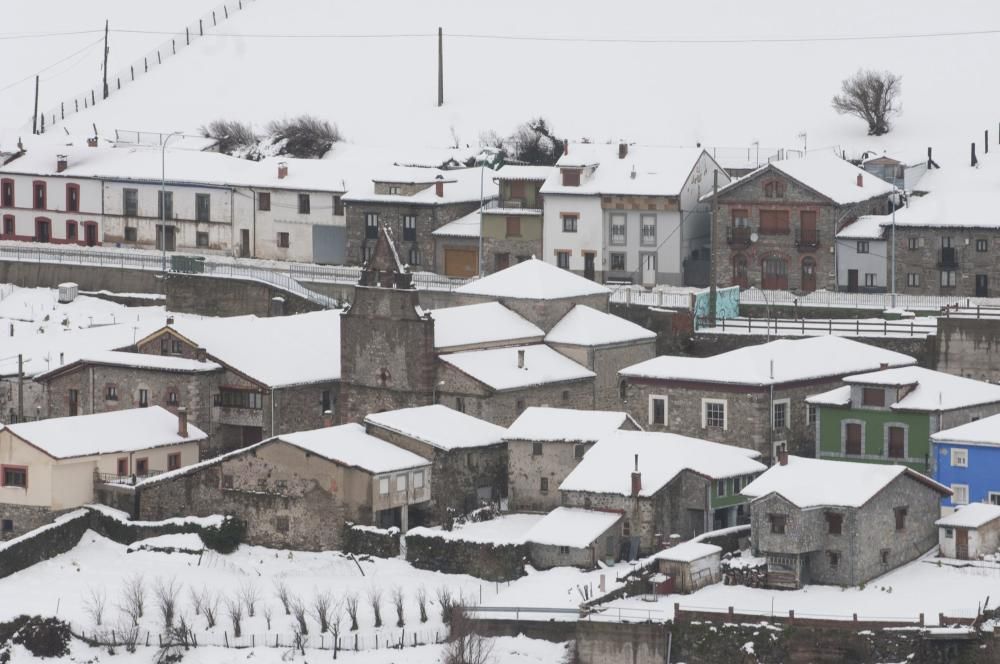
[435,176,444,198]
[166,315,175,325]
[777,447,788,466]
[563,141,569,156]
[86,137,98,148]
[856,173,863,187]
[879,362,889,370]
[631,453,642,496]
[277,161,288,179]
[177,407,188,437]
[56,155,68,173]
[322,409,334,427]
[618,142,628,159]
[517,348,525,369]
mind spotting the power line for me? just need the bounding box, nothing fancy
[0,36,104,94]
[0,29,104,40]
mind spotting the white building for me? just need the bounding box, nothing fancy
[539,143,729,286]
[835,215,888,292]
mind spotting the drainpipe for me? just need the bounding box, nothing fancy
[270,387,276,436]
[230,188,235,256]
[769,359,775,462]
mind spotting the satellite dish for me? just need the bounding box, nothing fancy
[750,232,759,243]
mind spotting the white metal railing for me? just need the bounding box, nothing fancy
[697,316,937,338]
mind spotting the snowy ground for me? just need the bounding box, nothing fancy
[600,550,997,626]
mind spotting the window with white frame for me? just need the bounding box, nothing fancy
[907,273,920,287]
[772,399,789,430]
[379,477,389,495]
[950,448,969,467]
[610,214,626,245]
[864,273,877,287]
[610,253,626,271]
[941,270,957,287]
[951,483,969,505]
[857,241,870,254]
[807,403,817,426]
[648,395,667,426]
[640,214,656,246]
[702,398,727,429]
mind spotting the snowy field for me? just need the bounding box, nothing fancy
[1,0,997,169]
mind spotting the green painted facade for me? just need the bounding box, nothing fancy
[710,474,760,510]
[481,213,543,241]
[817,405,932,473]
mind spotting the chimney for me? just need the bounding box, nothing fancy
[166,315,175,325]
[517,348,525,369]
[971,142,978,167]
[435,176,444,198]
[56,155,68,173]
[59,352,64,365]
[177,407,188,437]
[196,346,207,362]
[277,161,288,179]
[618,142,628,159]
[631,453,642,496]
[322,409,334,427]
[86,137,98,148]
[879,362,889,370]
[777,447,788,466]
[563,141,569,156]
[856,173,863,187]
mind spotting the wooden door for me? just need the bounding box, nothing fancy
[84,223,98,246]
[799,211,818,244]
[801,258,817,293]
[847,269,859,293]
[956,528,969,560]
[240,229,251,257]
[584,253,596,281]
[845,422,862,455]
[641,254,656,286]
[444,248,478,277]
[976,274,989,297]
[887,426,905,459]
[762,257,788,290]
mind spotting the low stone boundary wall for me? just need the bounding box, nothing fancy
[342,524,400,558]
[404,530,527,582]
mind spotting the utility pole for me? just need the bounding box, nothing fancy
[32,76,39,135]
[102,20,110,99]
[437,27,444,107]
[707,170,719,327]
[17,354,24,421]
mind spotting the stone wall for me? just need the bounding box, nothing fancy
[0,505,75,543]
[404,530,527,582]
[0,260,162,294]
[611,304,694,356]
[342,524,400,558]
[576,620,669,664]
[164,273,323,317]
[937,316,1000,382]
[507,439,592,513]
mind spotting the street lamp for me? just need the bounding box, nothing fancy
[889,188,902,309]
[161,131,183,275]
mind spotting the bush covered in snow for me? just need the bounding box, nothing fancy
[0,616,71,661]
[266,115,343,159]
[198,517,246,554]
[200,119,258,156]
[479,117,565,166]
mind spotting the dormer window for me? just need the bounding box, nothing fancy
[764,180,786,198]
[561,169,581,187]
[862,387,885,407]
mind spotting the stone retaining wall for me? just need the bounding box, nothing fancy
[404,531,527,582]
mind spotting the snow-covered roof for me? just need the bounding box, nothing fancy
[524,507,622,549]
[806,385,852,407]
[560,430,765,497]
[495,164,555,181]
[936,503,1000,529]
[34,350,221,380]
[455,258,610,300]
[505,407,631,443]
[652,541,722,563]
[429,302,544,350]
[620,336,915,386]
[932,413,1000,447]
[160,310,342,387]
[836,215,888,240]
[545,305,656,346]
[342,166,498,205]
[741,456,949,508]
[541,144,710,197]
[439,344,594,391]
[364,405,507,451]
[770,154,895,205]
[842,366,1000,412]
[278,423,430,474]
[431,209,482,238]
[4,406,206,460]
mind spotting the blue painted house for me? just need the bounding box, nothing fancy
[931,413,1000,509]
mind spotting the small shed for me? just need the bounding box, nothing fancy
[936,503,1000,560]
[57,282,78,303]
[524,507,622,569]
[652,541,722,593]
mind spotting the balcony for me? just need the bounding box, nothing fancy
[938,247,958,269]
[95,470,164,486]
[483,198,541,213]
[795,229,819,250]
[727,226,752,247]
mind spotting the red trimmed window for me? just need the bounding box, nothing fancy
[2,215,13,237]
[1,465,27,488]
[135,458,149,476]
[0,179,13,207]
[32,181,46,210]
[66,183,80,212]
[167,453,182,471]
[34,217,51,243]
[66,220,78,241]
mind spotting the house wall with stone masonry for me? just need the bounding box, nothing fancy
[0,505,75,542]
[481,235,543,274]
[529,518,621,569]
[937,317,1000,383]
[890,226,1000,297]
[550,339,656,411]
[507,439,596,513]
[345,199,480,271]
[714,169,891,293]
[364,424,507,521]
[433,235,479,275]
[271,381,340,435]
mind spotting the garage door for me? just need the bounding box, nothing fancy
[444,248,478,277]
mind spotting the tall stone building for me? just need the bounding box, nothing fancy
[338,226,437,423]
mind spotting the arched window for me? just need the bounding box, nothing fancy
[762,256,788,290]
[732,254,749,289]
[801,257,817,293]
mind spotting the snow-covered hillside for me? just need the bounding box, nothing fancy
[5,0,999,166]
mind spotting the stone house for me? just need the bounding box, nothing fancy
[363,405,508,520]
[559,430,766,557]
[343,166,497,272]
[523,506,623,569]
[931,414,1000,511]
[34,350,223,453]
[935,503,1000,560]
[540,143,727,286]
[742,453,950,588]
[708,154,894,293]
[808,366,1000,475]
[861,152,930,192]
[428,302,544,354]
[0,406,204,540]
[133,310,342,454]
[505,407,636,512]
[133,423,432,550]
[619,336,916,462]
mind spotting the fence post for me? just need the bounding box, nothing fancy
[213,10,217,25]
[186,27,190,45]
[853,613,857,622]
[939,612,945,625]
[919,613,924,626]
[91,90,96,105]
[199,19,203,36]
[158,50,162,64]
[251,634,254,647]
[224,632,228,647]
[354,634,358,651]
[728,606,734,619]
[145,57,148,72]
[788,609,794,623]
[225,5,229,18]
[61,102,64,119]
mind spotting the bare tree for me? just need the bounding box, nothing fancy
[189,586,204,616]
[157,613,197,663]
[311,590,333,633]
[274,579,292,615]
[367,587,384,628]
[328,599,344,659]
[202,591,220,629]
[153,577,181,630]
[436,586,454,624]
[263,604,273,630]
[415,585,429,623]
[239,581,261,618]
[114,618,140,653]
[119,574,145,625]
[290,595,309,635]
[344,592,360,631]
[83,588,107,627]
[225,595,244,638]
[832,69,902,136]
[444,608,494,664]
[391,586,406,628]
